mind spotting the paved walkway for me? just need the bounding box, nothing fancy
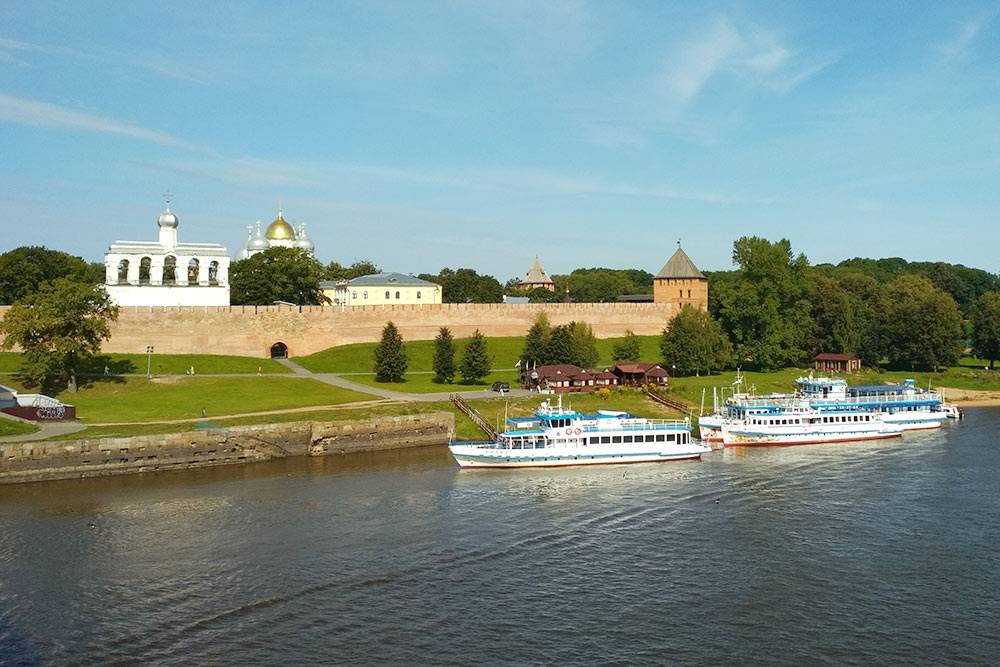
[0,412,87,443]
[277,358,533,402]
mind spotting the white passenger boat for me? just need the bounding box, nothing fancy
[721,406,904,447]
[448,397,710,469]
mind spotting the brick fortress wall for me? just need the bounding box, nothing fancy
[0,302,678,358]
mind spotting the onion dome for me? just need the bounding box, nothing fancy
[247,221,269,252]
[265,209,296,240]
[157,206,178,228]
[293,223,315,252]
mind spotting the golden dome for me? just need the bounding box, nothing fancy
[265,211,296,240]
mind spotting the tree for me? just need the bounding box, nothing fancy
[560,268,647,303]
[715,237,813,370]
[807,273,861,356]
[324,260,380,282]
[570,321,599,368]
[0,246,99,304]
[432,327,456,383]
[0,278,119,393]
[542,324,576,365]
[521,312,551,368]
[230,247,328,305]
[878,275,963,370]
[418,268,503,303]
[971,292,1000,368]
[374,321,407,382]
[460,330,491,383]
[660,305,732,376]
[612,330,641,361]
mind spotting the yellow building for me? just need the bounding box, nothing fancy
[652,244,708,310]
[322,272,443,306]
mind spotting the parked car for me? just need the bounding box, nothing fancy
[491,380,511,393]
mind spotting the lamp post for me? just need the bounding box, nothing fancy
[146,345,154,378]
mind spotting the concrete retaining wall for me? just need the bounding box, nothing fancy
[0,412,454,485]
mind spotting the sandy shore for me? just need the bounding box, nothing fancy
[938,387,1000,407]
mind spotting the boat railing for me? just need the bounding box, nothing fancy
[728,391,942,409]
[580,418,689,432]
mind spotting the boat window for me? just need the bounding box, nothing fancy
[666,434,676,443]
[655,434,665,442]
[645,435,655,442]
[600,436,611,444]
[612,436,622,443]
[623,435,632,443]
[589,437,599,445]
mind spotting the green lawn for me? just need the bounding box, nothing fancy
[0,418,40,438]
[0,352,290,376]
[0,376,373,424]
[297,334,663,374]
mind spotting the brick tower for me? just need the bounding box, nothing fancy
[652,243,708,310]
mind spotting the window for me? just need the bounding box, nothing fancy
[589,437,599,445]
[395,291,401,299]
[655,434,665,442]
[363,291,368,299]
[612,436,622,443]
[687,289,691,298]
[352,291,357,299]
[600,436,611,444]
[385,291,390,299]
[417,291,422,299]
[679,289,683,298]
[623,435,633,443]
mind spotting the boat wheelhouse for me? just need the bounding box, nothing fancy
[448,397,709,469]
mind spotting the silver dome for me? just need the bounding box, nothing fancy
[157,207,178,228]
[293,223,315,252]
[247,221,270,251]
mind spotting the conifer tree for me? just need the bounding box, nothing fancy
[432,327,456,383]
[521,312,551,368]
[460,329,492,383]
[542,324,576,365]
[570,321,599,368]
[374,321,407,382]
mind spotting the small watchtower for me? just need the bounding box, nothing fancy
[518,256,556,292]
[653,242,708,310]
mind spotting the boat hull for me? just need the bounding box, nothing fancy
[449,449,705,469]
[722,430,902,447]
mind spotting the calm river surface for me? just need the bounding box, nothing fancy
[1,409,999,665]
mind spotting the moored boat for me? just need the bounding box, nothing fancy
[721,406,904,447]
[448,397,710,469]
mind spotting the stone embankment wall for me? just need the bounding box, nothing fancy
[0,412,454,485]
[0,302,676,358]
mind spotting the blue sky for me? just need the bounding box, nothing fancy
[1,1,998,280]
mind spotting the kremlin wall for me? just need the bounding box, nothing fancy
[0,302,682,358]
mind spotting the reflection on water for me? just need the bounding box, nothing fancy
[1,411,999,665]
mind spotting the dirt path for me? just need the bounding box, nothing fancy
[938,387,1000,407]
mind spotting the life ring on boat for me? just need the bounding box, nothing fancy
[565,428,573,435]
[574,428,582,435]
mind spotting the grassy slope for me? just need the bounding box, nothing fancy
[0,418,40,438]
[296,334,663,374]
[2,376,373,424]
[0,352,290,375]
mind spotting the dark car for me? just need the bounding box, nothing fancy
[491,380,511,392]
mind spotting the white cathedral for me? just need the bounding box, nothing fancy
[104,204,232,307]
[240,210,314,258]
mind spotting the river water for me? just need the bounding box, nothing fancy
[1,409,998,665]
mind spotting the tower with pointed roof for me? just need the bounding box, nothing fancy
[518,256,556,292]
[652,241,708,310]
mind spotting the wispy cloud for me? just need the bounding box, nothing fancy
[0,93,200,149]
[936,14,993,60]
[657,16,837,112]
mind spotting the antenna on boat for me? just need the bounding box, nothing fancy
[699,387,706,417]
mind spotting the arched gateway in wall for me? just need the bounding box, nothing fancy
[270,342,289,359]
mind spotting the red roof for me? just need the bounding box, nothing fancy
[612,362,667,375]
[814,353,859,361]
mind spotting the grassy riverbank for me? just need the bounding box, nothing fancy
[0,419,39,438]
[2,376,372,424]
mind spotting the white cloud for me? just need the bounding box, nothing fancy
[937,14,992,60]
[0,93,199,149]
[660,16,743,109]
